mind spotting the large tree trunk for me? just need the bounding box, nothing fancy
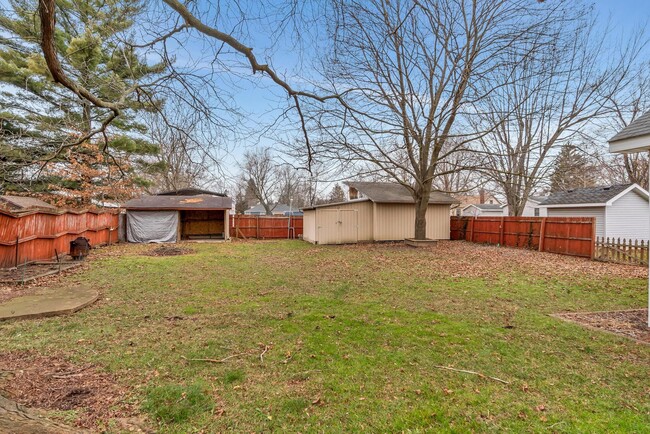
[414,196,428,239]
[0,394,81,433]
[413,181,433,240]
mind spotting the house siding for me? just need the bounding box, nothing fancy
[546,207,606,238]
[606,191,649,241]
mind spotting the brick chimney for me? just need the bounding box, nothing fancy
[479,188,485,204]
[349,186,358,200]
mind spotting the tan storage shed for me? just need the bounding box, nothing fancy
[302,182,458,245]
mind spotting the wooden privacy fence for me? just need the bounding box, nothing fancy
[450,216,595,258]
[0,208,119,268]
[594,237,649,266]
[230,215,303,239]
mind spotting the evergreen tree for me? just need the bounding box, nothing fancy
[0,0,163,203]
[549,145,599,192]
[328,183,346,203]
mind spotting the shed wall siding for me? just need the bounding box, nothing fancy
[547,207,606,237]
[303,210,316,243]
[313,201,374,244]
[605,191,649,241]
[374,203,450,240]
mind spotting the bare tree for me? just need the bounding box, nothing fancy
[241,148,278,215]
[473,11,644,215]
[309,0,555,238]
[145,107,211,192]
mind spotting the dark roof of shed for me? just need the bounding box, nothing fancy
[609,111,650,143]
[539,184,631,206]
[123,194,232,210]
[0,195,56,210]
[156,188,226,197]
[346,182,458,204]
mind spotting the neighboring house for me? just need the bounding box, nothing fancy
[244,203,302,216]
[302,181,459,245]
[501,196,548,217]
[0,196,56,212]
[538,184,649,241]
[461,203,505,217]
[123,190,232,242]
[450,191,501,216]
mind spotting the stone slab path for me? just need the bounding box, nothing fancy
[0,285,98,321]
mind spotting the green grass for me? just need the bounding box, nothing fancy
[1,240,649,432]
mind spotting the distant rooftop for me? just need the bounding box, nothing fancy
[0,195,56,211]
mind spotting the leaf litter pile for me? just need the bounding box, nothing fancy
[0,351,143,430]
[555,309,649,344]
[144,245,195,257]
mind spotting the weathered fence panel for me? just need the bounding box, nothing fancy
[0,209,119,268]
[230,215,303,239]
[451,216,595,258]
[594,237,649,266]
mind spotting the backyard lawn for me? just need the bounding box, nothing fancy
[0,240,649,432]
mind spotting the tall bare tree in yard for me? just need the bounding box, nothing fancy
[310,0,554,239]
[473,10,644,215]
[241,148,278,215]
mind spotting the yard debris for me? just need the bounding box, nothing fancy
[553,309,649,344]
[144,245,195,257]
[0,351,142,429]
[181,352,251,364]
[259,344,270,362]
[432,365,510,385]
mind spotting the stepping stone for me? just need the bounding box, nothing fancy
[0,286,98,321]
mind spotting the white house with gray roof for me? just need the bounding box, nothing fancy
[461,203,505,217]
[538,184,649,241]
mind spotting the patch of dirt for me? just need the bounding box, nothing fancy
[144,245,195,257]
[0,351,144,430]
[555,309,650,344]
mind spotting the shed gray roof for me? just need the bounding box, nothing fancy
[123,194,232,210]
[539,184,631,206]
[0,195,56,210]
[609,111,650,143]
[346,182,458,204]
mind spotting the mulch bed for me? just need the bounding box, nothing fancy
[144,245,195,257]
[554,309,650,344]
[0,351,144,430]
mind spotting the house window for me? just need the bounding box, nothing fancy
[534,208,540,217]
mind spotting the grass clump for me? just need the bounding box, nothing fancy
[143,383,213,424]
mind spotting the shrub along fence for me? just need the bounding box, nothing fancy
[230,215,303,239]
[594,237,649,266]
[0,208,119,268]
[450,216,595,259]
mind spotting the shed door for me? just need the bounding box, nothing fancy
[339,209,358,244]
[317,209,358,245]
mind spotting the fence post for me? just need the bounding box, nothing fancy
[468,217,475,243]
[589,218,596,259]
[499,217,505,246]
[256,215,260,239]
[538,218,547,252]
